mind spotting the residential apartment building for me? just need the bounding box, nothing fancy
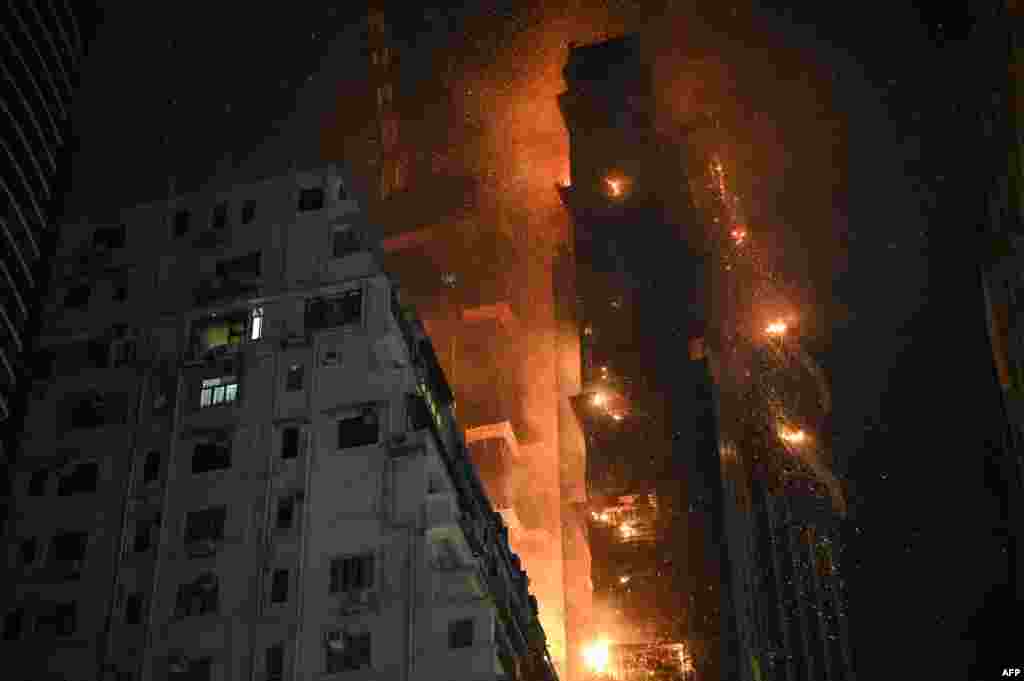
[2,166,559,681]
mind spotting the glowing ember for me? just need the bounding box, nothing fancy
[766,320,788,337]
[582,638,611,674]
[619,575,631,584]
[730,227,747,245]
[591,392,607,407]
[611,413,624,422]
[606,178,623,197]
[619,521,637,539]
[779,428,807,444]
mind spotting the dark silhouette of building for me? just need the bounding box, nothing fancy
[1,2,101,462]
[558,35,737,681]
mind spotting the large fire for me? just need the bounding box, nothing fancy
[582,637,611,674]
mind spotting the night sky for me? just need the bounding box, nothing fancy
[66,1,1014,677]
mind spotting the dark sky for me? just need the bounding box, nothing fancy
[68,1,1013,677]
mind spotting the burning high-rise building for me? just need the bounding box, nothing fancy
[558,35,739,680]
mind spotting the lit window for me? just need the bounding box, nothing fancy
[250,307,264,340]
[200,376,238,408]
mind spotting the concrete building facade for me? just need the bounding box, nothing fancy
[2,166,559,681]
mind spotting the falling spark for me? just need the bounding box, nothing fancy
[619,575,631,584]
[582,638,611,674]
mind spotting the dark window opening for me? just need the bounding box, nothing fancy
[64,284,91,308]
[337,182,348,200]
[329,553,375,593]
[271,569,289,604]
[325,631,371,673]
[215,251,262,280]
[298,187,325,212]
[448,618,474,649]
[266,644,284,680]
[281,427,300,460]
[286,364,304,391]
[114,285,128,302]
[134,514,160,553]
[174,209,191,237]
[192,440,232,474]
[241,199,257,225]
[337,407,379,449]
[58,462,99,496]
[3,609,24,641]
[169,657,212,681]
[92,224,126,250]
[69,393,107,429]
[37,602,77,636]
[184,506,226,554]
[19,538,37,566]
[124,594,143,624]
[143,451,161,483]
[305,289,362,330]
[332,226,361,258]
[28,470,47,496]
[87,339,110,368]
[175,574,219,618]
[276,497,295,530]
[211,202,229,229]
[50,531,88,574]
[407,394,433,430]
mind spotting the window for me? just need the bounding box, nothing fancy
[124,593,144,625]
[286,364,304,391]
[241,199,257,225]
[64,284,91,308]
[2,608,23,641]
[332,225,361,258]
[134,514,160,553]
[215,251,262,279]
[174,209,191,237]
[143,451,161,483]
[325,631,371,673]
[298,187,325,212]
[46,602,77,636]
[270,569,289,604]
[70,393,107,429]
[113,285,128,302]
[93,224,126,250]
[337,407,380,449]
[192,439,232,473]
[199,376,238,408]
[329,553,374,593]
[28,470,47,496]
[266,644,284,680]
[448,618,474,649]
[184,507,226,555]
[211,201,229,229]
[249,307,264,341]
[58,462,99,496]
[19,538,37,566]
[276,496,295,530]
[175,574,219,618]
[305,289,362,330]
[281,427,300,460]
[337,181,348,201]
[169,657,212,681]
[50,532,88,577]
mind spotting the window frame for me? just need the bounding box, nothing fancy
[270,568,289,604]
[281,427,301,460]
[328,552,376,594]
[173,209,192,237]
[448,617,475,649]
[249,306,264,341]
[331,224,362,259]
[324,629,372,673]
[336,405,382,450]
[211,201,229,230]
[143,450,161,484]
[184,505,227,548]
[199,376,239,409]
[275,496,296,530]
[241,199,257,225]
[298,186,326,212]
[285,364,305,392]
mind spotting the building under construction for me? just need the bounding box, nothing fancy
[325,7,592,679]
